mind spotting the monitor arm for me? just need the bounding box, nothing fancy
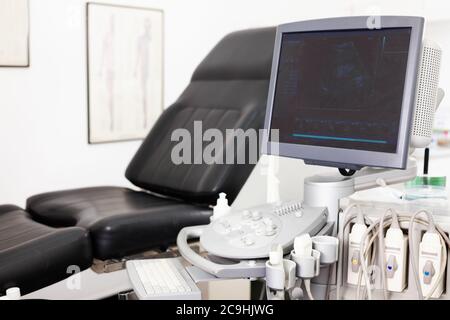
[303,157,417,231]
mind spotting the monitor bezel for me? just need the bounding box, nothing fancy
[262,16,424,169]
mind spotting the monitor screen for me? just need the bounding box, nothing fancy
[270,27,412,154]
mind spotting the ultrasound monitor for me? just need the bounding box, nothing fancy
[263,16,424,170]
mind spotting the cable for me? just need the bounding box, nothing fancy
[339,207,449,300]
[358,217,392,300]
[336,204,364,300]
[354,210,449,300]
[336,204,373,300]
[409,210,429,300]
[336,204,359,300]
[337,205,433,301]
[357,216,395,299]
[359,215,406,300]
[355,209,371,299]
[357,217,394,300]
[358,215,383,300]
[337,207,375,300]
[356,238,376,300]
[408,210,447,300]
[424,148,430,175]
[258,281,266,300]
[304,279,314,300]
[324,262,335,300]
[425,236,447,300]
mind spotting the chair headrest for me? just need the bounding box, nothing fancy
[191,27,276,81]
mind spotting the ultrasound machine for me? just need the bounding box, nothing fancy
[126,16,447,300]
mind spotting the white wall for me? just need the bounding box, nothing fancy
[1,0,450,207]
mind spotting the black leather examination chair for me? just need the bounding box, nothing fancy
[0,205,93,295]
[0,27,276,295]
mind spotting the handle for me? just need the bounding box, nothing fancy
[177,226,266,278]
[176,225,220,275]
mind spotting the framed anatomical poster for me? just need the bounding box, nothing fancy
[87,3,164,143]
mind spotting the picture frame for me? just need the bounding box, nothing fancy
[86,3,164,144]
[0,0,30,67]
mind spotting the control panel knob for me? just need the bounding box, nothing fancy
[265,227,276,236]
[219,219,230,228]
[265,218,277,230]
[242,210,251,218]
[231,224,242,231]
[251,211,262,221]
[243,237,254,246]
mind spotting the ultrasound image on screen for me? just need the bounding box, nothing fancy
[270,28,411,153]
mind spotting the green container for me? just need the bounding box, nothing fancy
[404,176,447,200]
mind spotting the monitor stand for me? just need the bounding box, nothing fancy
[303,157,418,231]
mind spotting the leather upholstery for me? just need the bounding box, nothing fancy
[27,187,212,260]
[191,28,275,81]
[0,205,92,295]
[126,27,276,205]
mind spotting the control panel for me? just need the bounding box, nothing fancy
[200,201,328,259]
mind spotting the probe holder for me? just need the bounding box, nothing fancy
[312,236,339,264]
[290,249,321,279]
[265,259,296,291]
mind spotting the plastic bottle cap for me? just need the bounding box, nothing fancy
[217,192,228,205]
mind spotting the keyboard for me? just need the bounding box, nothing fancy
[126,258,201,300]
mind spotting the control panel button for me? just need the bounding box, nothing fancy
[264,218,277,231]
[242,236,254,246]
[231,224,242,231]
[265,227,276,236]
[219,219,230,228]
[255,227,265,236]
[251,211,262,221]
[242,210,251,218]
[216,219,231,234]
[249,222,259,229]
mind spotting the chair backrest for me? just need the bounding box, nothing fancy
[126,27,276,205]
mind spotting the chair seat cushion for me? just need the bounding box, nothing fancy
[26,187,212,260]
[0,205,92,295]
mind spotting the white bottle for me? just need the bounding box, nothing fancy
[211,192,231,221]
